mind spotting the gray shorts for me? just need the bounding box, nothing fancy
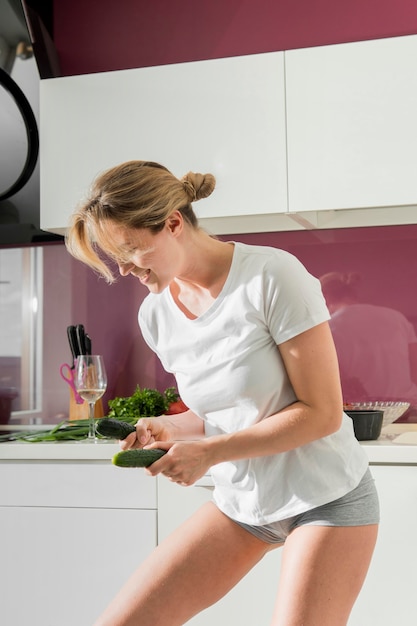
[232,468,379,544]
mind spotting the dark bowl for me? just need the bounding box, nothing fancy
[345,409,384,441]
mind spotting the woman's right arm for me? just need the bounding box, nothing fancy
[119,410,205,450]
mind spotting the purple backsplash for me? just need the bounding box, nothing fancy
[224,225,417,421]
[45,223,417,422]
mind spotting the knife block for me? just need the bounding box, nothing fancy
[69,387,104,421]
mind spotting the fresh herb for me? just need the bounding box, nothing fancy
[107,386,179,419]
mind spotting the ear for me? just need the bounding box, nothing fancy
[166,210,183,237]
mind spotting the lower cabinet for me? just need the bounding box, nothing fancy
[1,506,156,626]
[0,460,157,626]
[158,465,417,626]
[158,476,282,625]
[3,460,417,624]
[349,464,417,626]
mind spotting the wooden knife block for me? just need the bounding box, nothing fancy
[69,387,104,421]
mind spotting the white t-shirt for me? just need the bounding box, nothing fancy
[139,242,369,524]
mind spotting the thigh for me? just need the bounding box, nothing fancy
[94,501,270,626]
[271,523,378,626]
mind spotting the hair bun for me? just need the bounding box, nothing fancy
[182,172,216,201]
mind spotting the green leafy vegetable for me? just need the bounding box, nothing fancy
[107,386,179,419]
[0,415,141,443]
[0,387,180,443]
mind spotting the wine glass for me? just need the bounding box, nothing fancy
[74,355,107,442]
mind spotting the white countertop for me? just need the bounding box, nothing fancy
[1,424,417,464]
[360,424,417,463]
[0,439,120,460]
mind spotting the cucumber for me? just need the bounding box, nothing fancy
[96,418,136,440]
[112,448,166,468]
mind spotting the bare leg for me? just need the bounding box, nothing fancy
[271,524,378,626]
[93,502,270,626]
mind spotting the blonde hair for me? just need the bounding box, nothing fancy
[65,160,216,282]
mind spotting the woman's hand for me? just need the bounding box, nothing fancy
[119,411,209,485]
[144,439,211,486]
[119,415,178,450]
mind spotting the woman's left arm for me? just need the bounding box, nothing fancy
[205,321,344,464]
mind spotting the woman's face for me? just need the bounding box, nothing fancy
[99,217,183,294]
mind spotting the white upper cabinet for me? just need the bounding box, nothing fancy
[285,35,417,215]
[40,52,289,236]
[40,37,417,234]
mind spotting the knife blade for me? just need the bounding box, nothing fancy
[67,325,79,367]
[75,324,87,355]
[85,333,92,355]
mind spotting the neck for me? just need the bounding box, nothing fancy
[170,237,234,318]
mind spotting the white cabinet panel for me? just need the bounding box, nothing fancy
[1,506,156,626]
[159,465,417,626]
[349,465,417,626]
[0,459,157,626]
[0,460,157,508]
[286,35,417,213]
[157,477,281,626]
[40,53,288,236]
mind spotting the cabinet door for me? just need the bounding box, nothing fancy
[157,477,282,626]
[1,506,156,626]
[0,460,157,509]
[286,35,417,213]
[160,467,417,626]
[40,52,288,236]
[348,465,417,626]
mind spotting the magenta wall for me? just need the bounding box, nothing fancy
[154,225,417,419]
[42,246,156,421]
[50,1,417,421]
[226,226,417,420]
[54,0,417,75]
[44,224,417,422]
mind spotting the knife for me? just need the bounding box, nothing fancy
[67,325,79,367]
[85,333,92,355]
[75,324,87,355]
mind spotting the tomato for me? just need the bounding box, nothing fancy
[166,399,188,414]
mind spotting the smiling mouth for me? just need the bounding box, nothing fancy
[136,269,151,282]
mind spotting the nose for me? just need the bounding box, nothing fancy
[118,262,134,277]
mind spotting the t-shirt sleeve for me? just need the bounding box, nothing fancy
[263,252,330,345]
[138,296,158,353]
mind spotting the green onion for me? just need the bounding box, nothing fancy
[0,386,179,443]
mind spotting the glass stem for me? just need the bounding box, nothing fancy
[88,402,96,441]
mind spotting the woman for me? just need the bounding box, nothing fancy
[66,160,379,626]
